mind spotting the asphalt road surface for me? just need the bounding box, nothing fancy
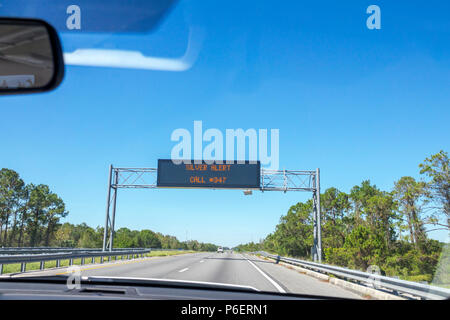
[16,251,362,299]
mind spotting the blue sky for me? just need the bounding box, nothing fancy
[1,1,449,247]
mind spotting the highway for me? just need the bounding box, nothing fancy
[17,251,362,299]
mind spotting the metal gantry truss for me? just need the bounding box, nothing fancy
[102,165,322,262]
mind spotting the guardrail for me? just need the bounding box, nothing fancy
[0,247,183,255]
[255,251,450,300]
[0,248,153,275]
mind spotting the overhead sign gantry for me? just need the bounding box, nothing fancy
[102,160,322,262]
[157,159,261,189]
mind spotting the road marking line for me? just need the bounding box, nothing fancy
[244,255,286,293]
[55,253,194,275]
[42,253,192,275]
[199,260,204,263]
[179,268,189,273]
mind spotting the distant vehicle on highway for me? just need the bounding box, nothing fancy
[217,246,224,253]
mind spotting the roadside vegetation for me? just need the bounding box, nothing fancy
[236,151,449,286]
[47,223,218,252]
[0,169,218,251]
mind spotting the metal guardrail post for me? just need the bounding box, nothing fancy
[40,261,44,270]
[0,264,3,275]
[56,260,60,268]
[69,258,73,266]
[21,263,26,273]
[100,256,104,264]
[81,257,85,265]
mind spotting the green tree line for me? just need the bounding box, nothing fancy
[0,168,218,251]
[236,151,449,283]
[54,222,218,251]
[0,169,68,247]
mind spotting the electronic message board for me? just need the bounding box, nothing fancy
[157,159,261,189]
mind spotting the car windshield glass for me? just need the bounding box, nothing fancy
[0,0,449,300]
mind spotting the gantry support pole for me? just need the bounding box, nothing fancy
[102,165,113,251]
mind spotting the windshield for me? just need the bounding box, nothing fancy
[0,0,449,300]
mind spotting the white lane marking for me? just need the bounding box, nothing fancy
[244,255,286,293]
[179,268,189,273]
[200,260,204,263]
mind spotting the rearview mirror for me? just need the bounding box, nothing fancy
[0,18,64,95]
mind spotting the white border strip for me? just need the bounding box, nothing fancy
[244,255,286,293]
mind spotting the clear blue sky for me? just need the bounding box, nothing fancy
[1,1,449,247]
